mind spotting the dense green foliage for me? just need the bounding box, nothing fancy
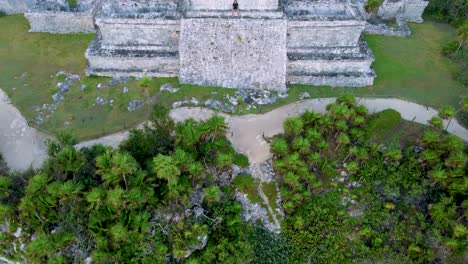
[1,97,467,263]
[271,95,468,263]
[427,0,467,26]
[0,106,257,263]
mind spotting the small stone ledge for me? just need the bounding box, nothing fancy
[288,70,376,87]
[364,18,411,37]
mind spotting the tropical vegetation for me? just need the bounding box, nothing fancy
[1,95,466,263]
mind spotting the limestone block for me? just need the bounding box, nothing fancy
[401,0,428,23]
[86,39,179,77]
[377,0,404,20]
[97,18,180,50]
[25,12,96,33]
[0,0,27,14]
[189,0,279,10]
[25,0,101,33]
[179,18,287,90]
[288,71,375,87]
[288,20,366,48]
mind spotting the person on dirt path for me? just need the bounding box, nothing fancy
[232,0,240,17]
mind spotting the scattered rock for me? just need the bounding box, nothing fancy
[109,99,114,106]
[127,100,144,111]
[95,97,107,105]
[35,114,44,124]
[235,191,277,232]
[160,83,179,93]
[97,83,106,90]
[299,92,310,100]
[235,89,278,105]
[172,97,200,109]
[79,84,86,91]
[122,87,129,93]
[204,99,235,113]
[277,90,288,98]
[108,76,131,86]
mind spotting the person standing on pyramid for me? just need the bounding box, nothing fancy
[232,0,240,17]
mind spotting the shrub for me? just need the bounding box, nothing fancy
[365,109,402,139]
[233,174,263,204]
[233,153,249,168]
[67,0,78,9]
[442,40,459,56]
[365,0,384,13]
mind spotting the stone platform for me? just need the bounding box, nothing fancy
[83,0,377,89]
[25,0,101,33]
[179,16,287,90]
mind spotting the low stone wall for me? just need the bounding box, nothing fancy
[0,0,27,14]
[288,71,375,87]
[364,20,411,37]
[401,0,428,23]
[288,55,373,74]
[287,20,366,48]
[179,18,287,90]
[377,0,428,23]
[85,39,179,77]
[97,17,179,50]
[377,0,404,20]
[25,11,96,33]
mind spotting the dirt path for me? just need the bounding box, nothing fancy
[171,98,468,163]
[0,89,48,171]
[2,96,468,171]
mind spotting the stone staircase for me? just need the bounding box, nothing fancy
[287,39,376,87]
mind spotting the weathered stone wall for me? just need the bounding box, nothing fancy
[86,44,179,77]
[189,0,279,10]
[179,18,287,90]
[377,0,428,23]
[25,11,96,33]
[364,20,411,37]
[401,0,428,23]
[377,0,404,20]
[0,0,27,14]
[97,18,179,50]
[288,20,366,48]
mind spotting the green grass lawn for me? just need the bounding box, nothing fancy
[0,15,466,140]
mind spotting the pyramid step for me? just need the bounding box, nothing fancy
[185,10,284,19]
[288,70,376,87]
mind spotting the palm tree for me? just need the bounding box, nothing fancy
[205,116,227,141]
[335,133,350,151]
[422,131,441,146]
[292,137,310,155]
[152,154,180,183]
[428,116,444,130]
[271,138,289,157]
[438,105,456,130]
[284,117,304,137]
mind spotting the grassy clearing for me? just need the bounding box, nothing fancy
[233,174,263,205]
[261,181,280,220]
[366,109,427,146]
[0,15,466,139]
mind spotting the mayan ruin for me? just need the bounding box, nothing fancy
[1,0,429,90]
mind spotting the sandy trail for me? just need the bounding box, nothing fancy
[170,98,468,163]
[0,89,48,171]
[2,96,468,171]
